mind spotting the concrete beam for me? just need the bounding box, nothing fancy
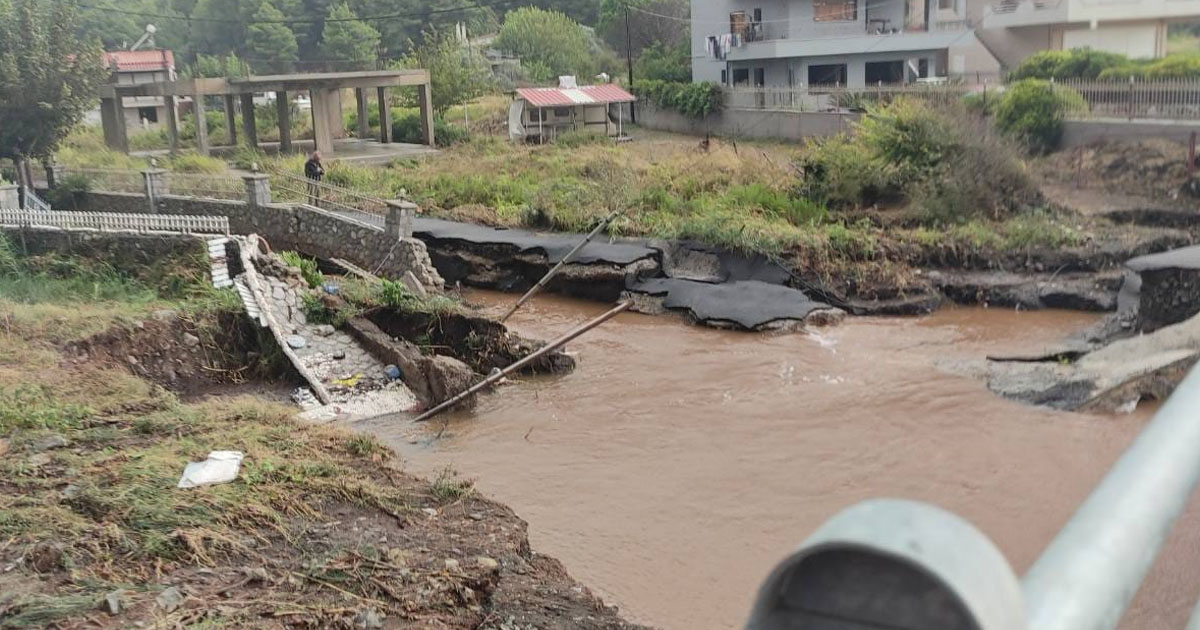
[224,95,238,146]
[194,95,209,155]
[239,93,258,149]
[276,90,292,154]
[418,83,435,147]
[98,70,432,99]
[377,87,392,144]
[164,95,180,155]
[355,88,370,139]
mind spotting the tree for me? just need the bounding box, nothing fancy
[400,29,493,116]
[599,0,688,57]
[496,7,594,82]
[0,0,105,188]
[182,53,246,79]
[320,2,380,66]
[634,41,690,82]
[247,2,299,72]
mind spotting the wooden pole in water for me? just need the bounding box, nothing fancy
[415,301,632,423]
[500,210,622,323]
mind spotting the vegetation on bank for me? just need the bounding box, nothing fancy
[1010,47,1200,80]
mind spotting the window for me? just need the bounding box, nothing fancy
[138,106,159,123]
[530,109,547,123]
[721,69,728,84]
[732,68,751,86]
[813,0,857,21]
[865,60,905,85]
[808,64,848,86]
[554,107,572,117]
[938,0,955,10]
[754,68,766,87]
[918,59,930,78]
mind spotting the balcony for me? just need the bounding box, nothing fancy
[982,0,1069,28]
[725,28,978,62]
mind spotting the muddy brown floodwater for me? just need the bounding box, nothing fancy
[357,291,1200,630]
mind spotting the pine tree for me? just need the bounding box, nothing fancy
[247,2,299,72]
[319,2,380,67]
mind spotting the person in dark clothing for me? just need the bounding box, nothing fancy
[304,151,324,205]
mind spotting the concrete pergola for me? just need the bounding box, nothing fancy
[98,69,434,156]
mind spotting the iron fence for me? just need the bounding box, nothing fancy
[724,84,977,112]
[21,187,50,212]
[0,210,229,234]
[268,170,388,228]
[1055,77,1200,121]
[73,168,147,194]
[168,172,246,201]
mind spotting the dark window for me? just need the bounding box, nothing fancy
[721,69,728,84]
[732,68,751,85]
[865,60,905,85]
[939,0,954,9]
[813,0,857,21]
[554,107,572,117]
[918,59,930,78]
[531,109,546,123]
[754,68,766,87]
[138,106,158,123]
[753,8,762,21]
[807,64,847,86]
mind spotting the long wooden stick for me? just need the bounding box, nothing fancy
[500,211,621,323]
[415,301,632,423]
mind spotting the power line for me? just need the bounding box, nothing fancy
[77,0,516,25]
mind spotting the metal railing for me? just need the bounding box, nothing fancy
[1055,77,1200,121]
[724,84,975,112]
[21,186,50,212]
[73,168,147,194]
[0,210,230,234]
[749,363,1200,630]
[167,172,246,201]
[268,170,388,228]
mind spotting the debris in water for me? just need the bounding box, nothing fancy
[177,451,245,489]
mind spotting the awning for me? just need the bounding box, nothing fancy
[516,84,635,108]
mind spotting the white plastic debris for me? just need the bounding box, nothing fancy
[177,451,245,488]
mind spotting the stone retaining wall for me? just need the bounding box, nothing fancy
[1138,267,1200,333]
[1,226,207,270]
[74,191,443,290]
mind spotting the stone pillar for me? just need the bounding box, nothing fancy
[224,95,238,146]
[142,166,169,213]
[100,96,128,152]
[164,95,180,155]
[44,163,65,189]
[377,87,392,144]
[0,183,19,209]
[417,82,435,147]
[243,172,272,207]
[276,90,292,154]
[385,200,416,239]
[194,94,210,155]
[329,89,346,140]
[355,88,370,139]
[310,88,335,155]
[239,93,258,149]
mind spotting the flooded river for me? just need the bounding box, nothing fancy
[357,292,1200,630]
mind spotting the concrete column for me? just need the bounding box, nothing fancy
[243,172,272,207]
[164,95,180,155]
[329,89,346,140]
[224,95,238,146]
[239,93,258,148]
[417,83,435,147]
[355,88,370,139]
[0,183,19,209]
[44,163,65,189]
[385,200,416,239]
[276,90,292,154]
[100,96,129,152]
[194,95,210,155]
[310,88,335,155]
[377,87,392,144]
[142,166,168,213]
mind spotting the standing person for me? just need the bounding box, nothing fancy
[304,151,324,205]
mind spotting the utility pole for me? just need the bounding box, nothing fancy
[625,0,636,123]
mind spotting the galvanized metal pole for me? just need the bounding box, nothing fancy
[1023,365,1200,630]
[415,301,632,423]
[500,211,621,323]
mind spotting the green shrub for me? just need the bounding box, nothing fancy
[858,98,956,182]
[556,129,610,148]
[46,173,92,211]
[633,80,724,118]
[797,134,897,207]
[1009,48,1128,80]
[391,113,469,147]
[724,183,827,226]
[994,79,1070,154]
[1145,53,1200,78]
[168,152,227,174]
[279,251,324,288]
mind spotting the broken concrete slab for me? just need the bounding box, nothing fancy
[626,278,833,331]
[413,218,657,265]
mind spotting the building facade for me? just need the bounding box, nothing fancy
[692,0,1200,87]
[692,0,1003,88]
[102,50,179,130]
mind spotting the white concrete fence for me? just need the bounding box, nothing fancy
[0,209,230,235]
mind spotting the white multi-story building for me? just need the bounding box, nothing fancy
[691,0,1199,87]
